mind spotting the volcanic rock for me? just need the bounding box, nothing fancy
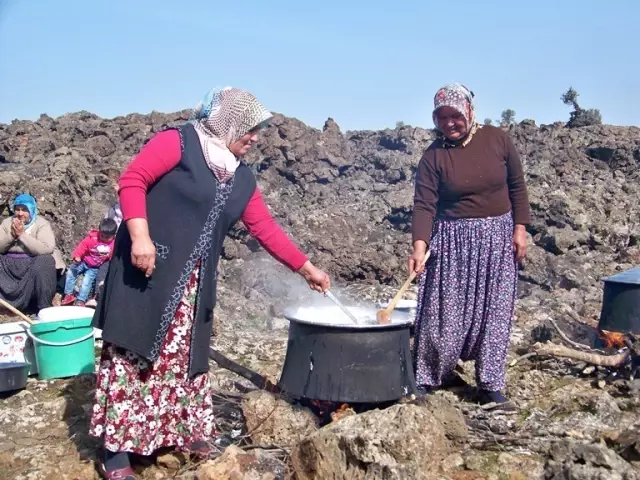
[1,113,638,306]
[544,440,639,480]
[196,445,286,480]
[241,390,319,448]
[290,403,449,480]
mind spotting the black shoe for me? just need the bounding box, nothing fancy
[415,385,434,397]
[478,390,517,411]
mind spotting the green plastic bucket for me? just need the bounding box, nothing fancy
[28,310,95,380]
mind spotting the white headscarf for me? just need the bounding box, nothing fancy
[432,83,477,130]
[190,87,273,182]
[432,83,480,147]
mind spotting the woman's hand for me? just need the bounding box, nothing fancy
[131,236,156,277]
[513,224,528,264]
[11,218,24,238]
[127,218,156,277]
[408,240,428,275]
[298,261,331,293]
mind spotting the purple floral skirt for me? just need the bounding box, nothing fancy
[413,213,517,391]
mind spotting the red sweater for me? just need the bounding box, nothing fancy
[118,130,308,271]
[72,229,114,268]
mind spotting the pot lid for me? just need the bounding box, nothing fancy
[602,266,640,285]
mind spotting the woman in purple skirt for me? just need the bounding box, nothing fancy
[409,83,530,406]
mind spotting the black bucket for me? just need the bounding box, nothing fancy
[595,267,640,347]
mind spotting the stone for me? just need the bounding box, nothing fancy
[241,391,318,448]
[544,440,639,479]
[441,453,464,472]
[195,445,286,480]
[291,404,448,480]
[604,425,640,463]
[412,393,468,446]
[156,451,186,470]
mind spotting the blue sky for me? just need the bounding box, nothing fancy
[1,0,638,130]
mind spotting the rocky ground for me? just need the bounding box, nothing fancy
[0,111,639,479]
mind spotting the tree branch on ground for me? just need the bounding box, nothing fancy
[530,342,630,367]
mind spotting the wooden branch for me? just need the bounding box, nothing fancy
[509,352,537,367]
[531,342,630,367]
[209,347,281,393]
[547,317,592,351]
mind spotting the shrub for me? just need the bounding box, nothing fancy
[500,109,516,126]
[561,87,602,127]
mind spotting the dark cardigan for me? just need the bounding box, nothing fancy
[93,123,256,377]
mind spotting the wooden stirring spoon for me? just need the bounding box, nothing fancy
[0,298,35,325]
[376,250,431,325]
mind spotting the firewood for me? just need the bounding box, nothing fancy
[546,317,593,351]
[208,347,281,393]
[530,342,630,367]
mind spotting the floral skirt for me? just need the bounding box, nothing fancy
[413,213,517,391]
[89,263,215,455]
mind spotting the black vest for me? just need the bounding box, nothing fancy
[94,123,256,376]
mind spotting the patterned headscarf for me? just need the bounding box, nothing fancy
[190,87,273,183]
[12,193,38,229]
[432,83,477,129]
[432,83,480,147]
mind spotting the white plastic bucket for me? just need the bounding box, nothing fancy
[37,306,102,339]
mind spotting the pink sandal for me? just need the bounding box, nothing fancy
[99,462,137,480]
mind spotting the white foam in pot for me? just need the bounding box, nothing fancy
[286,305,411,326]
[378,299,417,310]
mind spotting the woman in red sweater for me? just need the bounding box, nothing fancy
[89,87,330,479]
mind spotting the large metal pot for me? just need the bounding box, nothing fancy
[598,267,640,335]
[278,305,416,403]
[0,362,29,393]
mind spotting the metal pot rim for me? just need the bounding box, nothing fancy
[602,266,640,285]
[283,306,413,330]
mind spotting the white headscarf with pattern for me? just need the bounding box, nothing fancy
[432,83,477,128]
[190,87,273,182]
[432,83,480,147]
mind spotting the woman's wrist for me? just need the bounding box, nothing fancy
[412,240,428,253]
[298,260,313,276]
[514,224,526,233]
[127,218,150,241]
